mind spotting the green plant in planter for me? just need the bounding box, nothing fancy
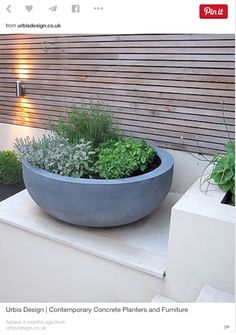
[0,150,23,185]
[15,135,96,178]
[211,141,235,205]
[95,138,157,179]
[54,101,120,148]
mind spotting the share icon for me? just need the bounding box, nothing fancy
[49,5,57,12]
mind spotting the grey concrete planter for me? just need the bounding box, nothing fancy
[22,147,174,227]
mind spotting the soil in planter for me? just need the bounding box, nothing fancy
[0,182,25,202]
[221,191,234,206]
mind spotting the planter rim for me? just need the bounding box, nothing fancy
[23,146,174,185]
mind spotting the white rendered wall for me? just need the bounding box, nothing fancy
[0,123,49,151]
[166,179,235,301]
[0,222,165,303]
[0,123,210,194]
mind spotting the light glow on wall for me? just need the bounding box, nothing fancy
[18,97,31,124]
[16,59,29,80]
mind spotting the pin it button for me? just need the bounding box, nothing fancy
[199,4,228,19]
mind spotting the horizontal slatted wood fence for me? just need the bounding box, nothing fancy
[0,34,234,154]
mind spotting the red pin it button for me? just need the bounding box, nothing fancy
[199,4,228,19]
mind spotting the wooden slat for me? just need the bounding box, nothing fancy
[0,80,234,94]
[0,70,234,85]
[0,58,234,69]
[0,39,234,49]
[1,81,234,98]
[0,34,234,42]
[0,47,235,55]
[0,54,235,64]
[0,96,234,117]
[0,33,234,155]
[1,63,234,76]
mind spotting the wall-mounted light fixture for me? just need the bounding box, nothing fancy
[16,80,25,97]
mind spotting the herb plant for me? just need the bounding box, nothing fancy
[95,139,157,179]
[54,102,120,148]
[211,141,235,205]
[0,150,23,185]
[15,135,96,178]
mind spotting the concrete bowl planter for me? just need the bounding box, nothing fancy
[22,146,174,227]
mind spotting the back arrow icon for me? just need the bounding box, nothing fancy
[6,5,11,13]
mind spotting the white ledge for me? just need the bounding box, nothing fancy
[196,285,235,303]
[173,178,235,224]
[0,190,182,278]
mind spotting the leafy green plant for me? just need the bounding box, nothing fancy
[14,135,96,178]
[211,141,235,205]
[53,102,120,148]
[95,138,157,179]
[0,150,23,185]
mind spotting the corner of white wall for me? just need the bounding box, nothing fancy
[0,123,49,150]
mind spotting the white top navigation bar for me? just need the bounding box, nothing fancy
[0,0,235,34]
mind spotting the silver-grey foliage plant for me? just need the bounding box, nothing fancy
[14,135,96,178]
